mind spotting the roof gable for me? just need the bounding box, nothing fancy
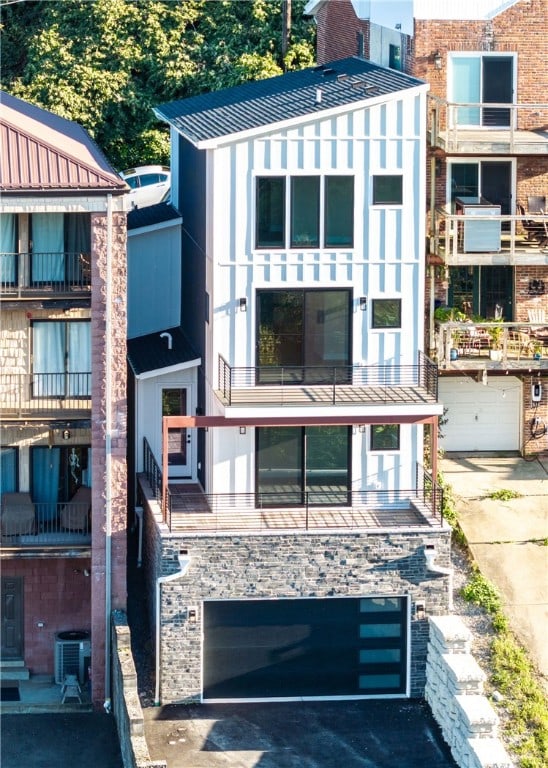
[0,91,126,192]
[155,57,425,148]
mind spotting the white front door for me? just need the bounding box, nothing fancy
[162,387,192,479]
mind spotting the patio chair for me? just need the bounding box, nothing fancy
[528,308,546,330]
[527,195,546,214]
[518,203,544,243]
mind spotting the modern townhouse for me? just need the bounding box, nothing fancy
[129,56,449,706]
[305,0,548,453]
[0,92,128,707]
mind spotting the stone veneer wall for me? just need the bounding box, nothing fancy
[138,491,452,704]
[426,616,514,768]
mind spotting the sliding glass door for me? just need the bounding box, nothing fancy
[450,54,514,128]
[256,289,351,384]
[256,426,351,507]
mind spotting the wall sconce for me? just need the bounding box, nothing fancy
[62,429,71,440]
[187,607,197,623]
[415,601,426,620]
[359,296,367,311]
[239,426,247,435]
[358,424,366,433]
[239,297,247,312]
[432,51,442,70]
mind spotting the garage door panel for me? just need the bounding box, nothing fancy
[439,377,520,451]
[203,597,407,701]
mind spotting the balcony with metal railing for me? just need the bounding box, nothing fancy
[216,352,439,410]
[428,97,548,155]
[0,251,91,298]
[0,373,92,419]
[139,440,444,535]
[429,210,548,266]
[0,496,91,554]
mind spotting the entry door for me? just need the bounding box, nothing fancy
[1,577,23,660]
[162,388,191,479]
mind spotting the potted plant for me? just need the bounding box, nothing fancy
[488,322,504,361]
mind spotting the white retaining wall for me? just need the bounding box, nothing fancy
[425,615,514,768]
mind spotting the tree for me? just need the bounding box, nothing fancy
[0,0,315,169]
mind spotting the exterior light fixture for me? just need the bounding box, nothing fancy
[359,296,367,311]
[432,51,442,70]
[239,297,247,312]
[188,607,197,623]
[62,429,71,440]
[359,425,366,433]
[239,426,247,435]
[415,601,426,620]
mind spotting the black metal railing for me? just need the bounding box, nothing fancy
[0,373,91,416]
[218,352,438,405]
[143,437,163,501]
[0,251,91,295]
[162,463,443,533]
[0,502,91,545]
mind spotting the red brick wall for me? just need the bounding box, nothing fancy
[515,266,548,322]
[1,559,91,676]
[522,373,548,456]
[90,208,127,706]
[315,0,370,63]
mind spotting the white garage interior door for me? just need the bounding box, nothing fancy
[439,376,521,452]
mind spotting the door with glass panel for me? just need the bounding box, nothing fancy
[30,213,90,286]
[32,321,91,398]
[162,388,191,479]
[256,289,351,384]
[256,426,351,507]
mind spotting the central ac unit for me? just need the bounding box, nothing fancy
[54,631,91,685]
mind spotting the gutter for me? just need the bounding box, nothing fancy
[103,193,113,713]
[154,551,191,706]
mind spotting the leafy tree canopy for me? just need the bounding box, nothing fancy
[1,0,315,169]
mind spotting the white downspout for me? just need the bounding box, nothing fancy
[135,506,144,568]
[103,193,113,714]
[425,544,454,611]
[154,551,191,706]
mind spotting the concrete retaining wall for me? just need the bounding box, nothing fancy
[111,612,166,768]
[425,615,514,768]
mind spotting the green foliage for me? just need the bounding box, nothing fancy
[434,306,466,323]
[0,0,315,169]
[488,488,523,501]
[460,569,503,615]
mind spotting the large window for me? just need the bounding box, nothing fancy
[0,213,17,285]
[256,289,351,384]
[256,426,351,507]
[31,446,91,523]
[31,213,90,284]
[256,175,354,249]
[450,54,514,127]
[0,447,18,493]
[32,321,91,397]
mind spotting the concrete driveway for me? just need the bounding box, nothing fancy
[143,700,457,767]
[440,452,548,690]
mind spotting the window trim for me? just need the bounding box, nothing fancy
[255,174,355,251]
[370,298,402,330]
[370,424,401,452]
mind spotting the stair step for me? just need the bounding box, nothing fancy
[1,666,30,681]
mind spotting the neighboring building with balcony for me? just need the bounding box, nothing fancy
[305,0,548,453]
[131,57,449,706]
[0,92,128,706]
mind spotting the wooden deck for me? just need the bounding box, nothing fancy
[166,484,441,534]
[215,383,437,408]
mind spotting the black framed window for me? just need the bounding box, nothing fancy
[325,176,354,247]
[256,175,354,249]
[256,289,351,384]
[256,177,285,248]
[370,425,400,451]
[256,425,351,507]
[371,299,401,329]
[372,175,403,205]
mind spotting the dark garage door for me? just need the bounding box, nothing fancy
[203,596,408,701]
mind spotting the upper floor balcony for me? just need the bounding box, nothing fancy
[215,352,439,413]
[0,373,91,419]
[0,251,91,300]
[428,96,548,155]
[429,209,548,267]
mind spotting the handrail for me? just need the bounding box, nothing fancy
[0,251,91,295]
[0,373,92,416]
[218,354,438,405]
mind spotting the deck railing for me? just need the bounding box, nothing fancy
[435,321,548,366]
[218,351,438,405]
[0,251,91,295]
[0,373,91,416]
[0,502,91,545]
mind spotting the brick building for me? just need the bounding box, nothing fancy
[305,0,548,453]
[0,92,128,707]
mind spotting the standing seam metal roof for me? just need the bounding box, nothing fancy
[155,57,425,146]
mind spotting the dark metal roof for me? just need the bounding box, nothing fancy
[0,90,126,192]
[127,202,181,231]
[127,326,200,377]
[155,57,425,146]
